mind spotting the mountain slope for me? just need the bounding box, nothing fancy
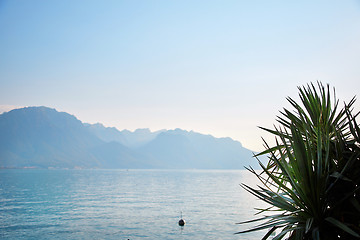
[85,123,128,146]
[138,129,255,169]
[0,106,258,169]
[0,107,134,168]
[85,123,164,148]
[138,131,200,168]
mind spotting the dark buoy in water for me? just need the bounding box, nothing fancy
[178,219,185,226]
[178,212,185,226]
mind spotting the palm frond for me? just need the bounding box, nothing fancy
[237,82,360,239]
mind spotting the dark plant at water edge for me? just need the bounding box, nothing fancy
[237,82,360,239]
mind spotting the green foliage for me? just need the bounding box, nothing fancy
[237,82,360,239]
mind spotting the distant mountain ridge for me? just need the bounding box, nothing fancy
[0,106,258,169]
[84,123,164,148]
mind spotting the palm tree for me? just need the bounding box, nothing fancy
[236,82,360,239]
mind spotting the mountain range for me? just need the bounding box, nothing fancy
[0,106,259,169]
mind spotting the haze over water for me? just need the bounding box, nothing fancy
[1,1,359,151]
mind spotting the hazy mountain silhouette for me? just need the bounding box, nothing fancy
[84,123,128,145]
[85,123,164,148]
[138,129,255,169]
[0,107,103,168]
[0,106,258,169]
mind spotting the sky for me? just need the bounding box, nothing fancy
[1,0,360,151]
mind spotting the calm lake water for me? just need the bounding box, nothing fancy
[0,169,268,239]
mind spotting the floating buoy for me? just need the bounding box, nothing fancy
[178,219,185,226]
[178,211,185,226]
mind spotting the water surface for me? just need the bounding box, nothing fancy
[0,169,267,239]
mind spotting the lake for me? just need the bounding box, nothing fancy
[0,169,268,239]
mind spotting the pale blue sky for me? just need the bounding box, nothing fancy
[1,0,360,151]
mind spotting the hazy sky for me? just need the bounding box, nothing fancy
[1,0,360,151]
